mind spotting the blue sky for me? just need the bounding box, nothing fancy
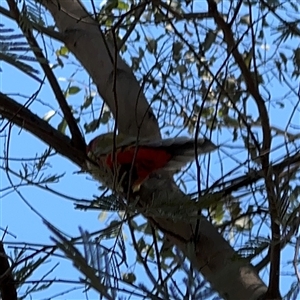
[1,0,300,299]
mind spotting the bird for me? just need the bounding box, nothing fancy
[86,132,217,193]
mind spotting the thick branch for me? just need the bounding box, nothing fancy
[207,2,281,298]
[0,91,268,299]
[2,0,268,298]
[139,181,267,300]
[204,150,300,197]
[38,0,160,139]
[0,93,86,167]
[0,242,17,300]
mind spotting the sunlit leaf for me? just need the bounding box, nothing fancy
[117,0,129,10]
[56,46,69,57]
[98,211,107,222]
[42,110,56,122]
[235,216,252,231]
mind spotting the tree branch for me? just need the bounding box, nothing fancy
[7,0,85,152]
[207,1,281,298]
[37,0,160,139]
[115,3,146,51]
[0,92,86,167]
[0,5,64,42]
[157,0,213,21]
[207,0,271,155]
[138,181,267,300]
[0,242,17,300]
[0,90,269,298]
[205,149,300,197]
[2,0,268,298]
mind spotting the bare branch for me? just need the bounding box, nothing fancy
[0,92,86,167]
[294,237,300,282]
[6,0,85,151]
[115,3,146,51]
[207,1,282,298]
[207,0,271,156]
[157,1,213,21]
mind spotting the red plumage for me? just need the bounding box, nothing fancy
[86,133,217,192]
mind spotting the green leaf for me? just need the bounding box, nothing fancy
[243,50,253,69]
[0,52,42,83]
[81,95,94,110]
[172,41,183,62]
[100,111,111,124]
[98,211,107,222]
[275,101,284,108]
[176,64,187,74]
[58,119,67,134]
[44,173,64,183]
[84,119,99,133]
[203,30,216,52]
[160,247,174,260]
[293,48,300,67]
[129,220,138,229]
[154,11,164,24]
[56,46,69,57]
[68,86,81,95]
[279,52,288,66]
[211,202,224,224]
[105,0,118,10]
[240,15,250,25]
[144,223,153,235]
[266,0,280,7]
[137,238,146,252]
[117,0,129,10]
[229,202,241,219]
[223,115,239,126]
[146,38,157,54]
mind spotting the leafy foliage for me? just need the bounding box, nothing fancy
[0,23,41,81]
[1,0,300,299]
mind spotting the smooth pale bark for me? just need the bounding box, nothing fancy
[40,0,160,139]
[140,179,267,300]
[37,0,267,298]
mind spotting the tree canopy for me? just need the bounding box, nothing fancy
[1,0,300,299]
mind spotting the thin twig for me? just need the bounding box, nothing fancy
[0,92,86,167]
[6,0,85,151]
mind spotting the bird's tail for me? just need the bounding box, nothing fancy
[146,137,217,172]
[167,138,217,171]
